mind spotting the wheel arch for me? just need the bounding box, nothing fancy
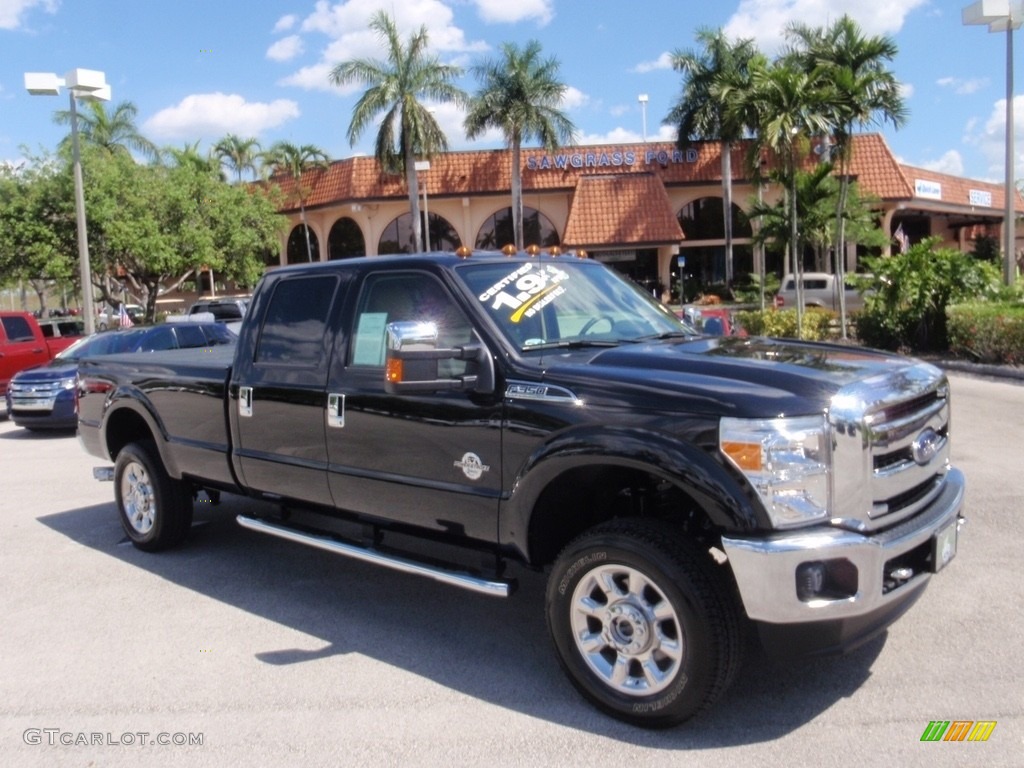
[102,393,181,479]
[501,427,765,567]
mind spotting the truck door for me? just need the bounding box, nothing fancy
[231,273,346,507]
[324,270,503,542]
[0,314,48,394]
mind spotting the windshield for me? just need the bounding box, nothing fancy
[56,329,147,361]
[456,258,693,351]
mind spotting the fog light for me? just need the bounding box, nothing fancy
[797,562,826,601]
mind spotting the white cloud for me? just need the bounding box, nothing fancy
[283,0,487,92]
[936,76,988,96]
[0,0,57,30]
[632,52,673,74]
[577,125,676,146]
[971,94,1024,180]
[920,150,964,176]
[723,0,929,54]
[143,93,300,140]
[472,0,553,25]
[267,35,304,62]
[273,13,298,33]
[562,86,588,110]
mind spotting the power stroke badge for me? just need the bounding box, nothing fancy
[454,452,490,480]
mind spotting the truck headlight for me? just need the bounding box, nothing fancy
[720,415,831,529]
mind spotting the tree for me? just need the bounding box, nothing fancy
[665,29,759,290]
[464,40,576,250]
[214,134,262,182]
[263,141,330,262]
[163,141,224,178]
[52,100,159,160]
[786,15,906,336]
[329,10,467,252]
[727,55,836,336]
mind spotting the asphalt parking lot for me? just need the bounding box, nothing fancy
[1,371,1021,767]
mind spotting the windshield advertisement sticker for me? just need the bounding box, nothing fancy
[478,264,570,323]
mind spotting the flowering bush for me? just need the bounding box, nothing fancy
[947,303,1024,365]
[734,308,835,341]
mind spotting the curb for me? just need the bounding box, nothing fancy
[932,359,1024,383]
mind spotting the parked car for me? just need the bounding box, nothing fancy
[97,304,145,330]
[187,297,249,321]
[0,311,80,401]
[774,272,871,312]
[37,317,87,340]
[6,322,235,431]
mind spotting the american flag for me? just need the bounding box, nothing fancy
[894,223,909,253]
[118,303,134,328]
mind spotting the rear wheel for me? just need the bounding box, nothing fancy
[546,518,741,728]
[114,441,192,551]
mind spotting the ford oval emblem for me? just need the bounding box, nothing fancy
[911,428,942,466]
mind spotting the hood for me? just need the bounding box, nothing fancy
[540,336,932,419]
[11,359,78,382]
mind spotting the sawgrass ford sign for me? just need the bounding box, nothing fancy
[526,147,699,171]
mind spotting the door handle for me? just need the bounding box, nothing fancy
[327,392,345,428]
[239,386,253,417]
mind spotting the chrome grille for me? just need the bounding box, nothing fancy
[9,379,66,411]
[829,363,952,532]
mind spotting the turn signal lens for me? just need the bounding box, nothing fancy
[385,358,403,383]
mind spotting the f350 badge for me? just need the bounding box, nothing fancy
[454,452,490,481]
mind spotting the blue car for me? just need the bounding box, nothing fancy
[5,323,235,431]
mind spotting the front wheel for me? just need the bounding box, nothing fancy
[546,518,741,728]
[114,440,192,551]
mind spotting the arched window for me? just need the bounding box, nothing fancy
[677,198,751,240]
[328,217,365,260]
[378,212,459,255]
[475,206,559,250]
[287,224,320,264]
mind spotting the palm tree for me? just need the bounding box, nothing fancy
[263,141,330,261]
[214,134,262,182]
[786,16,906,336]
[53,100,158,160]
[162,141,223,177]
[329,10,467,252]
[665,29,758,290]
[464,41,576,251]
[731,56,836,336]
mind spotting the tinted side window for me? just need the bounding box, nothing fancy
[1,315,35,342]
[256,276,338,366]
[138,326,176,351]
[350,273,471,373]
[174,325,209,348]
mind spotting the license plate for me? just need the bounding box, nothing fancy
[932,520,958,572]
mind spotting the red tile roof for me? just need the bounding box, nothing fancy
[562,174,684,248]
[269,133,1023,217]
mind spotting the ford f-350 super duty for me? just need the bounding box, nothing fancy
[77,251,964,727]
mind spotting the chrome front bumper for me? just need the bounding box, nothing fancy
[721,467,965,624]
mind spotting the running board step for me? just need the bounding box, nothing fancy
[236,515,514,598]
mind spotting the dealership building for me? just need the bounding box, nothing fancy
[270,133,1021,298]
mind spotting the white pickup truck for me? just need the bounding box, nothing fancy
[774,272,871,312]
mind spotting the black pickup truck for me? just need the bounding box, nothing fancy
[77,251,964,727]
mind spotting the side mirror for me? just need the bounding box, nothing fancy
[384,321,495,395]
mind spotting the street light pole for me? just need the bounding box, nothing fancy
[25,69,111,334]
[638,94,649,143]
[414,160,431,251]
[964,0,1022,286]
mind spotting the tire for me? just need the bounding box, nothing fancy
[114,440,193,551]
[546,518,741,728]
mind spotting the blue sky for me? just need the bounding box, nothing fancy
[2,0,1022,183]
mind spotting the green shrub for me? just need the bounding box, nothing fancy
[735,308,835,341]
[854,238,1001,352]
[947,303,1024,365]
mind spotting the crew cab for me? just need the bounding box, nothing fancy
[774,272,871,312]
[77,252,965,727]
[0,311,79,400]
